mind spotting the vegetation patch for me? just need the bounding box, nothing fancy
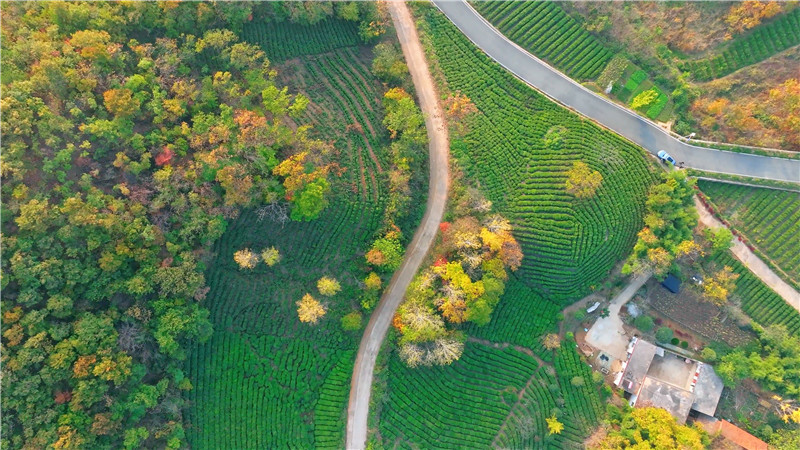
[424,7,658,303]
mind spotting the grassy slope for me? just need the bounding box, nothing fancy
[185,22,426,448]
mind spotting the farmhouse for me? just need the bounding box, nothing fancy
[614,337,724,424]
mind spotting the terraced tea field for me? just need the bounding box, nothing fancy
[241,18,361,62]
[379,340,601,449]
[472,1,612,80]
[185,35,415,448]
[425,8,658,302]
[698,180,800,287]
[685,8,800,80]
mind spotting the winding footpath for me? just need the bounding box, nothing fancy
[345,2,450,448]
[433,0,800,184]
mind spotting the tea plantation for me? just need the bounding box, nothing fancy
[185,26,416,448]
[425,8,658,303]
[698,180,800,287]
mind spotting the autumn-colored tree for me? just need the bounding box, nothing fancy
[725,1,782,35]
[233,248,259,270]
[261,247,281,267]
[103,89,140,118]
[443,91,478,135]
[317,277,341,297]
[296,293,326,324]
[364,272,382,291]
[703,265,739,306]
[675,239,703,263]
[499,237,523,271]
[542,333,561,350]
[546,415,564,435]
[767,78,800,148]
[366,232,404,271]
[565,161,603,199]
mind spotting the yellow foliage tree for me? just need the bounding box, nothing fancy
[317,277,341,297]
[542,333,561,350]
[630,88,659,111]
[703,265,739,306]
[103,88,140,118]
[233,248,259,270]
[296,293,326,324]
[546,415,564,435]
[261,247,281,267]
[365,272,382,291]
[565,161,603,199]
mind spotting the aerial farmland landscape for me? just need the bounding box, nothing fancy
[1,1,798,449]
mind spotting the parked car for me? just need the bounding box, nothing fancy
[657,150,676,165]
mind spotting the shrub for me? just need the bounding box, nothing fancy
[630,88,659,111]
[573,309,587,321]
[341,311,363,331]
[656,327,674,343]
[634,315,654,333]
[701,347,717,362]
[680,341,689,349]
[671,337,680,345]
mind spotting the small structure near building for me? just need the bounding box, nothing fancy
[615,337,723,424]
[587,301,601,313]
[695,416,768,450]
[661,274,681,294]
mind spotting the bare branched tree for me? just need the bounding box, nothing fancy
[256,201,289,227]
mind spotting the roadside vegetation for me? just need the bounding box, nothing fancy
[476,1,800,150]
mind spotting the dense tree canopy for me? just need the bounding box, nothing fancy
[591,405,708,449]
[0,2,355,448]
[623,171,698,276]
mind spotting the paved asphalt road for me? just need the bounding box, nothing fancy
[346,2,450,449]
[433,0,800,183]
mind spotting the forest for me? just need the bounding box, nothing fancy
[0,2,392,448]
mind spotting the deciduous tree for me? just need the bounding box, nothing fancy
[296,293,326,324]
[317,277,341,297]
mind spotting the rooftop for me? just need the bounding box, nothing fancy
[619,339,657,394]
[617,338,725,422]
[692,363,725,416]
[636,377,694,424]
[661,274,681,293]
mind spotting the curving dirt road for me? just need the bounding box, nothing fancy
[432,0,800,183]
[345,2,450,449]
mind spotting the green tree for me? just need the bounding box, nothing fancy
[655,326,674,343]
[290,177,330,221]
[341,311,363,331]
[634,315,655,333]
[705,227,734,253]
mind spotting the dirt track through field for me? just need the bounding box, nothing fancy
[345,2,450,448]
[695,196,800,312]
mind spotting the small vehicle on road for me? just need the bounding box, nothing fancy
[657,150,676,165]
